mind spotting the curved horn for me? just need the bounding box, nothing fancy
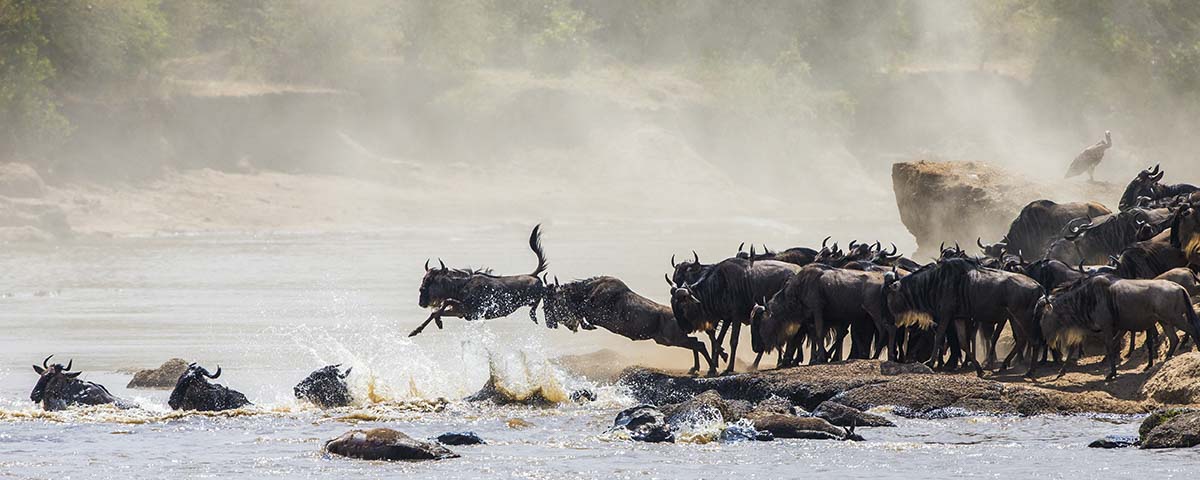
[206,366,222,379]
[671,254,677,268]
[554,276,560,287]
[42,355,52,369]
[762,244,772,254]
[1078,259,1086,273]
[438,259,446,270]
[977,238,986,250]
[888,243,898,256]
[749,244,757,259]
[940,242,946,252]
[954,241,961,252]
[1152,163,1160,175]
[822,236,831,249]
[872,241,881,252]
[65,359,72,371]
[665,273,675,288]
[849,240,859,250]
[738,242,745,252]
[342,367,352,378]
[424,259,431,272]
[692,251,699,264]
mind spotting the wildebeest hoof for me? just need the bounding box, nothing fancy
[326,428,459,461]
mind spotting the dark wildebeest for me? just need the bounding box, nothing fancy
[1156,267,1200,298]
[1119,164,1200,211]
[884,259,1042,376]
[168,363,251,411]
[1170,201,1200,266]
[411,225,549,337]
[738,243,819,267]
[1002,200,1111,259]
[294,365,353,409]
[542,276,716,375]
[1038,274,1200,380]
[752,264,891,365]
[1110,241,1188,279]
[669,254,801,374]
[1047,209,1158,265]
[30,356,126,411]
[1020,259,1086,291]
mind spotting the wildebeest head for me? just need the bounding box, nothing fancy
[1120,164,1165,210]
[937,242,968,261]
[294,364,353,409]
[977,237,1008,258]
[665,273,708,333]
[669,251,708,286]
[540,275,582,331]
[168,363,250,411]
[30,355,79,404]
[418,259,482,308]
[1172,203,1200,266]
[750,286,802,354]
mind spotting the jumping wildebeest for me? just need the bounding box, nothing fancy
[411,225,549,337]
[1119,164,1200,211]
[1038,274,1200,380]
[884,258,1042,376]
[669,254,801,374]
[752,264,891,365]
[30,355,125,411]
[542,275,716,375]
[294,365,353,408]
[168,363,251,411]
[1001,200,1111,260]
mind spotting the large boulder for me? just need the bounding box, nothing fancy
[660,390,750,425]
[325,428,459,461]
[1139,408,1199,439]
[0,163,46,198]
[127,358,189,389]
[1141,411,1200,449]
[1142,352,1200,404]
[892,160,1122,257]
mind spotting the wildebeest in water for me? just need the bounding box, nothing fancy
[30,355,128,411]
[411,224,549,337]
[541,275,716,375]
[168,363,251,411]
[294,364,353,408]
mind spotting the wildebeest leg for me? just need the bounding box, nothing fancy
[927,316,951,370]
[751,351,763,371]
[528,297,541,325]
[1164,325,1181,358]
[408,302,462,337]
[1127,331,1137,359]
[1145,328,1159,372]
[705,330,722,376]
[811,311,829,364]
[957,319,984,377]
[1105,331,1120,381]
[713,320,733,364]
[982,320,1003,370]
[723,322,742,374]
[832,324,849,362]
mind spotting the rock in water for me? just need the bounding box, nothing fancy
[813,401,895,427]
[1142,353,1200,404]
[751,414,862,441]
[880,361,933,376]
[660,390,747,426]
[325,428,459,461]
[126,358,189,389]
[505,418,535,429]
[435,432,485,446]
[1088,435,1139,449]
[1139,408,1198,439]
[612,405,674,443]
[1141,411,1200,449]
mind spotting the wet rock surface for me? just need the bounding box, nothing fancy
[1088,435,1139,449]
[611,405,674,443]
[126,358,189,389]
[435,432,485,446]
[1141,411,1200,449]
[618,360,1146,418]
[325,428,459,461]
[880,361,933,376]
[812,401,895,427]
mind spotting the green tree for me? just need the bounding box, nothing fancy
[0,0,69,161]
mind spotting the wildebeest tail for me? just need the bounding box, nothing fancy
[529,224,548,276]
[1183,287,1200,340]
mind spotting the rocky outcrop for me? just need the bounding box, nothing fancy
[1142,353,1200,405]
[0,163,46,198]
[659,390,751,425]
[618,360,1146,417]
[126,358,189,389]
[1141,411,1200,449]
[892,160,1123,257]
[324,428,459,461]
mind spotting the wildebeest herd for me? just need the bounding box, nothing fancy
[22,164,1200,413]
[416,164,1200,381]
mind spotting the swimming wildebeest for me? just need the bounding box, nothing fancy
[884,258,1042,376]
[168,363,251,411]
[30,355,126,411]
[1119,164,1200,211]
[669,253,801,374]
[752,264,891,365]
[1038,274,1200,380]
[542,275,716,375]
[411,224,549,337]
[1001,200,1111,259]
[294,365,353,408]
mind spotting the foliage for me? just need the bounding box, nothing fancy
[0,0,69,160]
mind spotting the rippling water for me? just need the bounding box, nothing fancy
[0,220,1195,478]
